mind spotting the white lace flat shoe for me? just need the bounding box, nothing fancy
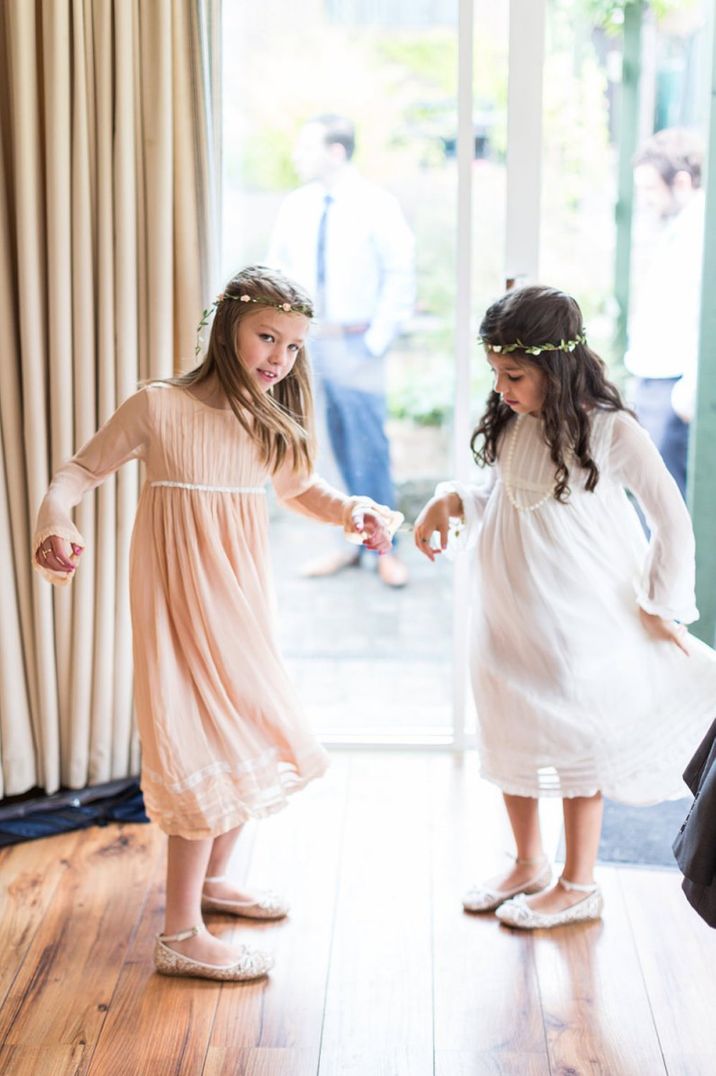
[462,858,552,913]
[495,876,603,930]
[201,875,289,920]
[154,925,273,981]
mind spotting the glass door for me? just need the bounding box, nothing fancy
[221,0,509,745]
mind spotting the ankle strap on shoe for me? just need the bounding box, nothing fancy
[204,875,227,884]
[161,925,203,943]
[559,876,597,893]
[515,855,547,867]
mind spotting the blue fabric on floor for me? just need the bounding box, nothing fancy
[0,780,150,846]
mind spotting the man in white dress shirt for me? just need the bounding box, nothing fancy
[626,127,705,497]
[268,115,415,586]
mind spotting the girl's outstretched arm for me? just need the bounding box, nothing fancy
[413,470,497,560]
[610,410,699,626]
[413,491,462,561]
[271,465,398,553]
[33,388,152,585]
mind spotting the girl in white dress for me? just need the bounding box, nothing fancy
[414,285,716,929]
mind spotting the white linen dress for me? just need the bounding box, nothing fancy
[441,408,716,804]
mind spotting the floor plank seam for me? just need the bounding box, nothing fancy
[85,827,168,1076]
[0,835,80,1018]
[532,931,555,1076]
[198,831,257,1076]
[615,868,670,1076]
[315,757,352,1076]
[428,758,437,1076]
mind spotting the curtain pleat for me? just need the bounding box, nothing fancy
[11,0,60,793]
[0,10,36,799]
[89,0,117,786]
[42,0,74,788]
[68,0,97,787]
[113,0,141,779]
[140,0,174,381]
[0,0,220,798]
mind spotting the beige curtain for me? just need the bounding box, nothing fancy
[0,0,221,797]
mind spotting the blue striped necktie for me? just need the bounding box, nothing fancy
[316,192,333,315]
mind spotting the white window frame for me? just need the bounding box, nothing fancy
[308,0,546,752]
[219,0,546,752]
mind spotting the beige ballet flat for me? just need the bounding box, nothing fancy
[495,876,604,930]
[462,857,552,913]
[201,874,289,920]
[154,925,273,981]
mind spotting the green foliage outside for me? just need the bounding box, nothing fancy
[585,0,696,32]
[225,1,642,433]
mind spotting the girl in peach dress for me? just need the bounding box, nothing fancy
[33,265,397,981]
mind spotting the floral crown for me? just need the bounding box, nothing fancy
[195,291,314,355]
[477,330,587,357]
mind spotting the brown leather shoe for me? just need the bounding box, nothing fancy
[377,553,408,588]
[300,549,361,578]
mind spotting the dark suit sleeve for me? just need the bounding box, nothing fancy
[673,718,716,899]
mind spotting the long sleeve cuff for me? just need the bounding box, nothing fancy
[342,495,403,544]
[32,523,84,587]
[635,579,699,624]
[435,480,481,553]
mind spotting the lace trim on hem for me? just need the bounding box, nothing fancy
[478,770,602,800]
[142,745,294,794]
[142,755,329,838]
[149,481,266,494]
[478,767,690,805]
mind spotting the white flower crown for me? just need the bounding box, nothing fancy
[195,291,313,355]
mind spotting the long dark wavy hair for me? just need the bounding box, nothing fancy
[166,265,316,475]
[471,286,629,502]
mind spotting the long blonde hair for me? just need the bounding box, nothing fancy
[168,265,316,475]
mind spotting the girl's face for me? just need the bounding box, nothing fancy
[487,351,547,415]
[236,309,310,392]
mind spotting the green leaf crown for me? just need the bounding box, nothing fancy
[196,292,313,355]
[477,330,587,357]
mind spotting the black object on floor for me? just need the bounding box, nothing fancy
[0,778,150,847]
[557,796,691,869]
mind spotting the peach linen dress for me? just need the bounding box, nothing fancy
[34,383,358,839]
[439,408,716,805]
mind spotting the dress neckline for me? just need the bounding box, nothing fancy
[180,387,234,413]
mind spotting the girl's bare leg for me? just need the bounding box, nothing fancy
[479,793,547,892]
[203,824,265,902]
[562,792,603,884]
[525,792,603,913]
[163,835,247,964]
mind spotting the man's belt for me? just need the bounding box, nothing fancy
[311,322,370,338]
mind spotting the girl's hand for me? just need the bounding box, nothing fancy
[638,607,690,656]
[351,511,392,555]
[35,536,83,575]
[413,492,463,562]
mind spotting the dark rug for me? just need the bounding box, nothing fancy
[0,778,150,847]
[557,796,692,869]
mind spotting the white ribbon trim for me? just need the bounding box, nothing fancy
[149,481,266,494]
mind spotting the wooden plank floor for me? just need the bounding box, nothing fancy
[1,752,715,1076]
